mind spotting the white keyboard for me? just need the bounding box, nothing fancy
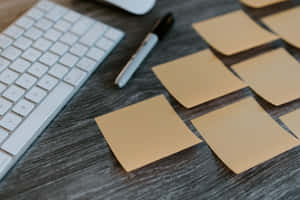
[0,0,124,180]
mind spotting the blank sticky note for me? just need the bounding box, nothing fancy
[192,97,299,174]
[95,95,202,172]
[280,109,300,138]
[152,49,247,108]
[262,7,300,48]
[240,0,288,8]
[232,48,300,106]
[192,10,278,55]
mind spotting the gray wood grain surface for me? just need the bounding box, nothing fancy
[1,0,300,199]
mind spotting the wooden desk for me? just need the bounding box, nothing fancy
[1,0,300,199]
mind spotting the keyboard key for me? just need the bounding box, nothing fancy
[2,82,73,155]
[4,25,24,40]
[0,112,22,131]
[64,10,80,23]
[64,68,87,86]
[70,43,88,57]
[16,17,34,29]
[60,53,79,68]
[3,85,25,102]
[39,52,59,66]
[36,0,55,11]
[13,99,35,117]
[0,129,9,144]
[0,35,13,49]
[26,86,47,104]
[44,29,62,42]
[10,58,31,73]
[35,18,53,31]
[104,28,124,41]
[70,17,94,36]
[54,20,71,32]
[80,23,107,46]
[50,42,68,56]
[38,75,58,91]
[46,6,67,22]
[16,73,37,89]
[0,151,12,172]
[28,63,48,78]
[0,98,12,116]
[96,37,115,51]
[22,48,42,62]
[48,63,68,79]
[77,57,97,72]
[60,32,78,46]
[0,69,19,85]
[26,8,44,20]
[0,83,7,93]
[0,58,10,72]
[13,36,33,51]
[33,38,53,52]
[2,46,22,61]
[24,27,43,40]
[86,47,105,61]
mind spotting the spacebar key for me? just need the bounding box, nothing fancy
[2,82,74,156]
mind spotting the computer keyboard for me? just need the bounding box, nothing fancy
[0,0,124,180]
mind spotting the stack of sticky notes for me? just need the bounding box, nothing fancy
[95,0,300,174]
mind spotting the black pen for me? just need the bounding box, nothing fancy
[115,13,175,88]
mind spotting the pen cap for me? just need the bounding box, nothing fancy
[153,13,175,40]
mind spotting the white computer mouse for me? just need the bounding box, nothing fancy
[101,0,156,15]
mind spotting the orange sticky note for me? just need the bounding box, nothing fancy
[193,10,278,55]
[262,6,300,48]
[95,95,202,172]
[240,0,288,8]
[192,97,299,174]
[153,49,247,108]
[232,48,300,106]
